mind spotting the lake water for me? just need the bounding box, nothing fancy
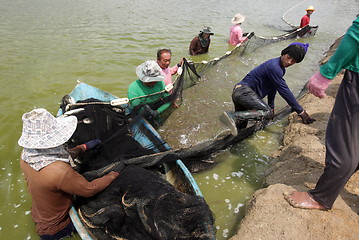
[0,0,357,239]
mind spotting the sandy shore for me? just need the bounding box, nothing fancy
[230,40,359,240]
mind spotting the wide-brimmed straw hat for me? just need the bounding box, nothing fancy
[231,13,246,25]
[18,108,77,149]
[136,60,165,83]
[306,6,315,11]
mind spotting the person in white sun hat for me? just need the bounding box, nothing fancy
[18,108,119,240]
[300,6,315,28]
[229,13,249,46]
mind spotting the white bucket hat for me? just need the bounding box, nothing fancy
[231,13,246,25]
[18,108,78,149]
[136,60,165,83]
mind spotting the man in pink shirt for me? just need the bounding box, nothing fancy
[229,13,248,46]
[300,6,315,28]
[156,49,182,86]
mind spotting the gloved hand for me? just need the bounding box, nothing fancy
[142,104,159,121]
[307,71,332,98]
[299,110,316,124]
[84,139,101,150]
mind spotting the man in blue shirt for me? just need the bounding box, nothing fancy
[224,42,316,136]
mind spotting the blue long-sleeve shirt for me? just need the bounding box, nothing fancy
[237,57,303,113]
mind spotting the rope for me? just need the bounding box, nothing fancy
[128,88,168,101]
[66,62,188,110]
[281,0,309,28]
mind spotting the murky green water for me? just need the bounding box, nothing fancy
[0,0,357,239]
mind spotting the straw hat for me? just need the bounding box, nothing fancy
[136,60,165,83]
[231,13,246,25]
[306,6,315,11]
[18,108,77,149]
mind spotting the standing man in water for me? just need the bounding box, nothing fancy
[156,48,183,87]
[300,6,315,28]
[229,13,248,46]
[189,27,214,55]
[223,42,316,136]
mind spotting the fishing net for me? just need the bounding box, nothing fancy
[243,25,318,53]
[57,11,319,238]
[124,16,318,127]
[123,24,317,128]
[61,100,216,239]
[184,32,254,77]
[77,165,214,240]
[123,32,257,128]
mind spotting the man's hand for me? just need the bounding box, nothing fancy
[107,171,120,180]
[68,139,101,159]
[142,104,159,121]
[299,110,316,124]
[84,139,101,150]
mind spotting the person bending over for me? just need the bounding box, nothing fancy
[18,108,119,240]
[223,42,316,136]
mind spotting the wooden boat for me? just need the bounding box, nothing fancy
[57,81,215,240]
